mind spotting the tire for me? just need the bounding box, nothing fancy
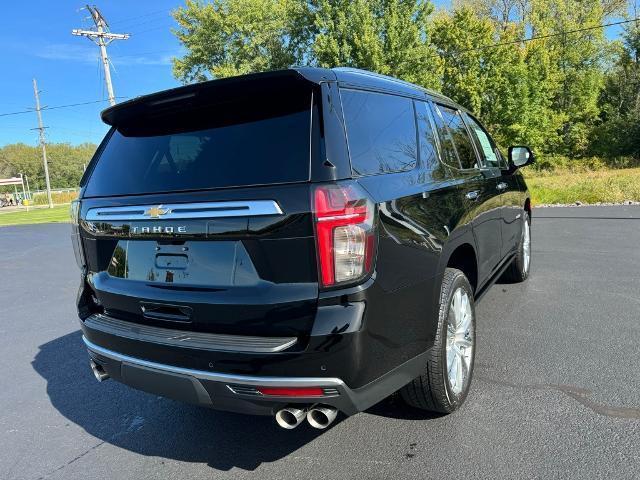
[502,210,531,283]
[400,268,476,414]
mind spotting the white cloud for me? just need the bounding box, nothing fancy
[110,53,174,66]
[36,43,98,63]
[34,43,176,67]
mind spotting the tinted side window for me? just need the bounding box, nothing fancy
[429,103,460,169]
[435,105,479,170]
[414,101,440,172]
[341,89,417,176]
[464,114,504,169]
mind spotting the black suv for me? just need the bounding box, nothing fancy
[71,68,534,430]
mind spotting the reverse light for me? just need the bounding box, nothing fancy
[313,182,377,288]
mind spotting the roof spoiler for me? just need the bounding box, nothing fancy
[101,68,334,127]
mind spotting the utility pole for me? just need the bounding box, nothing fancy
[72,5,130,106]
[24,175,31,200]
[32,78,53,209]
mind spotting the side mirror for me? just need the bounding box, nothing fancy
[508,146,535,170]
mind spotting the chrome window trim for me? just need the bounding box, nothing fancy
[85,200,283,221]
[83,336,345,388]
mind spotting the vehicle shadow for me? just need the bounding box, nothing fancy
[365,394,444,421]
[32,330,328,471]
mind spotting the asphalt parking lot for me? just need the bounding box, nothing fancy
[1,205,639,480]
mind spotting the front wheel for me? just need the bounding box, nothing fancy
[400,268,476,414]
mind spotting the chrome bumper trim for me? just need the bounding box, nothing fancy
[83,336,345,388]
[84,313,297,353]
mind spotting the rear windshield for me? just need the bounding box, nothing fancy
[84,93,312,197]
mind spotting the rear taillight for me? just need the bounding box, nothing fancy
[313,182,377,288]
[70,199,81,225]
[70,200,85,270]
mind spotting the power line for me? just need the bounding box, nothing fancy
[0,109,35,118]
[114,14,173,30]
[456,17,640,53]
[76,15,640,63]
[108,8,171,28]
[46,98,127,111]
[111,48,179,58]
[130,14,639,50]
[0,98,127,118]
[1,11,634,121]
[134,22,176,36]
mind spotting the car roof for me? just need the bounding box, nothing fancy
[327,67,448,101]
[101,67,455,126]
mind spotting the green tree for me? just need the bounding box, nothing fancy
[450,0,615,156]
[170,0,638,165]
[430,7,538,149]
[312,0,443,88]
[172,0,442,88]
[532,0,607,156]
[593,22,640,159]
[0,143,95,191]
[430,8,494,115]
[172,0,313,82]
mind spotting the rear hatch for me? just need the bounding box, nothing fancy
[78,74,321,339]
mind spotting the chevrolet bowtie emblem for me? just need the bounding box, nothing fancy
[144,205,169,218]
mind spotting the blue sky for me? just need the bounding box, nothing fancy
[0,1,183,147]
[0,0,629,148]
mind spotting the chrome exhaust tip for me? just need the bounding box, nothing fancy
[306,406,338,429]
[90,360,110,382]
[275,407,306,429]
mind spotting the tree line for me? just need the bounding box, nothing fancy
[0,143,95,191]
[2,0,637,191]
[173,0,640,166]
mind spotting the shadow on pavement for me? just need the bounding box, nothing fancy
[365,394,443,421]
[32,330,327,471]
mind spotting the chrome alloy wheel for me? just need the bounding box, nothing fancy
[446,288,474,395]
[523,218,531,274]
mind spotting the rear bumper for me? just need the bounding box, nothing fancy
[82,336,427,415]
[79,275,436,416]
[84,336,382,416]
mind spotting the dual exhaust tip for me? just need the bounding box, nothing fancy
[90,360,110,382]
[275,406,338,430]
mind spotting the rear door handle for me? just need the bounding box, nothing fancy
[465,190,480,200]
[497,182,508,191]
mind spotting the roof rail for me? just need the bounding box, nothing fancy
[331,67,443,98]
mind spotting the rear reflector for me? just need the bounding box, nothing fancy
[313,182,376,288]
[256,386,325,397]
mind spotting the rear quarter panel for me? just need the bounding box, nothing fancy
[353,168,472,385]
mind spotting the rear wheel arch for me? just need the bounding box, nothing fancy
[444,243,478,295]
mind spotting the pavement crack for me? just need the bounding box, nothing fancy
[31,413,146,479]
[477,375,640,420]
[35,440,105,480]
